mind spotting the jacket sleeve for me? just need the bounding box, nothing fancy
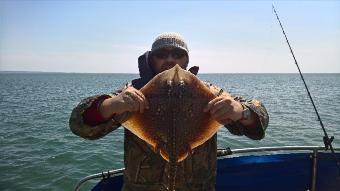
[69,84,129,140]
[206,82,269,140]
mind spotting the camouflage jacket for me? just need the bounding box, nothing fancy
[69,52,269,191]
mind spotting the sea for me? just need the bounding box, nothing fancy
[0,73,339,190]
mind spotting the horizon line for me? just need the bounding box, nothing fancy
[1,70,339,74]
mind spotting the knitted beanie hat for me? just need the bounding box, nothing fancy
[151,32,189,55]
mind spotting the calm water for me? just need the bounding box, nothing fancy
[0,73,339,190]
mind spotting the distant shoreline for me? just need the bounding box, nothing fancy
[1,71,339,74]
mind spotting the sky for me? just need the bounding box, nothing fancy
[0,0,339,73]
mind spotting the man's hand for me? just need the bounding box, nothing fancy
[114,86,149,114]
[203,95,243,125]
[100,87,149,119]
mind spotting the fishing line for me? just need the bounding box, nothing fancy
[272,4,340,175]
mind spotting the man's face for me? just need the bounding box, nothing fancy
[151,47,188,74]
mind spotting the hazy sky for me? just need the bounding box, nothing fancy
[1,1,339,73]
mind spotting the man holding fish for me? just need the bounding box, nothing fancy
[70,32,269,191]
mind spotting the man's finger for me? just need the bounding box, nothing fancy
[126,93,142,112]
[134,90,149,109]
[130,91,144,113]
[204,97,223,112]
[134,89,145,100]
[131,92,145,113]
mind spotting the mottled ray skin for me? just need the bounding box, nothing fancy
[117,64,222,191]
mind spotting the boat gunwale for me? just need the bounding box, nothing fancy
[74,145,340,191]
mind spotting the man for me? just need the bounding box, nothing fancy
[69,32,269,191]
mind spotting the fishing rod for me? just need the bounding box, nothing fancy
[272,4,340,175]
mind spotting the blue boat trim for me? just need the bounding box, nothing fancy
[74,146,340,191]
